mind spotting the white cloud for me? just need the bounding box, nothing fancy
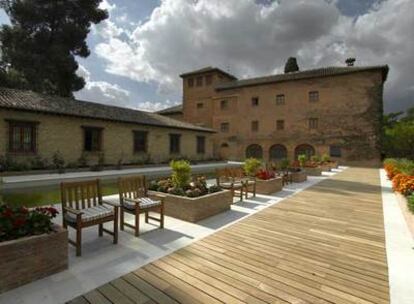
[94,0,413,112]
[99,0,116,12]
[75,64,131,108]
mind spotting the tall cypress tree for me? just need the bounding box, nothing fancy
[284,57,299,73]
[0,0,108,97]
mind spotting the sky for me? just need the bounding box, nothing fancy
[0,0,413,113]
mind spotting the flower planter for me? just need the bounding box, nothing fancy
[319,164,331,172]
[254,177,283,194]
[0,225,68,293]
[303,167,323,176]
[395,193,414,239]
[148,190,232,223]
[291,171,307,183]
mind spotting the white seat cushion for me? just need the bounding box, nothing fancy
[65,205,114,223]
[123,197,161,211]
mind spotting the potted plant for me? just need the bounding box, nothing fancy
[148,160,232,222]
[254,168,283,194]
[243,158,262,177]
[0,205,68,293]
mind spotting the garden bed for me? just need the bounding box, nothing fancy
[395,193,414,239]
[148,190,232,222]
[303,167,322,176]
[291,171,307,183]
[0,224,68,293]
[319,164,331,172]
[254,177,283,194]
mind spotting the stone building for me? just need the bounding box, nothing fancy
[0,88,214,169]
[158,65,389,165]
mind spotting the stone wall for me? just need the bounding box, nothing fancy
[0,109,214,168]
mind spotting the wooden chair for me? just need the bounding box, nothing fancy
[118,176,164,237]
[230,167,256,199]
[216,168,244,202]
[61,179,118,257]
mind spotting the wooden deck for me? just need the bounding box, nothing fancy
[68,168,389,304]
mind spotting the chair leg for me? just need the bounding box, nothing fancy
[135,208,140,237]
[98,224,103,237]
[145,211,149,223]
[253,184,256,197]
[245,185,248,199]
[240,188,243,202]
[76,227,82,257]
[120,207,124,231]
[160,205,164,229]
[113,207,118,244]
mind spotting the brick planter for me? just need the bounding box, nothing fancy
[291,171,307,183]
[303,167,323,176]
[319,164,331,172]
[0,225,68,293]
[254,177,283,194]
[149,190,232,223]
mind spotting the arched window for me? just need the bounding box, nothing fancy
[246,144,263,159]
[294,144,315,160]
[269,144,287,161]
[221,142,229,148]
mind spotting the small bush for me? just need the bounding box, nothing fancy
[321,154,330,163]
[208,185,222,193]
[0,205,58,242]
[280,158,290,170]
[311,155,320,163]
[243,158,262,176]
[392,173,414,196]
[408,194,414,214]
[52,151,65,172]
[256,169,275,180]
[170,160,191,189]
[298,154,307,167]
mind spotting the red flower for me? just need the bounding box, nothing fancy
[13,217,26,228]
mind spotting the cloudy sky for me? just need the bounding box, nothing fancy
[0,0,413,113]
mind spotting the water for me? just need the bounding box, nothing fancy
[0,172,218,208]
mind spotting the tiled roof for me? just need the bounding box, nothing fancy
[180,66,238,80]
[157,104,183,114]
[215,65,389,90]
[0,87,214,133]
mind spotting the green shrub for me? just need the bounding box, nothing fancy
[280,158,290,170]
[243,158,262,176]
[52,151,65,172]
[311,155,320,162]
[408,194,414,214]
[321,154,330,162]
[208,185,222,193]
[298,154,307,167]
[170,160,191,189]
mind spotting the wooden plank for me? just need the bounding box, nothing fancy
[83,290,111,304]
[110,278,151,304]
[67,296,90,304]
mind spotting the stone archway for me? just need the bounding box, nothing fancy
[246,144,263,159]
[294,144,315,160]
[269,144,288,161]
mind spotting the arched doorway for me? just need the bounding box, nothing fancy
[294,144,315,160]
[269,144,288,161]
[245,144,263,159]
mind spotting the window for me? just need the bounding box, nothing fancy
[8,121,37,153]
[133,131,147,153]
[169,134,181,154]
[205,75,212,85]
[196,136,205,154]
[309,91,319,102]
[220,122,229,133]
[309,118,319,129]
[188,78,194,87]
[251,120,259,132]
[83,127,103,152]
[251,97,259,106]
[330,145,342,157]
[196,102,204,109]
[276,120,284,130]
[276,94,285,105]
[220,100,229,110]
[196,76,203,87]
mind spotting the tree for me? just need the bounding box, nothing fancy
[0,0,108,97]
[284,57,299,73]
[383,107,414,160]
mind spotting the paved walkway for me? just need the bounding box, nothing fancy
[68,168,389,304]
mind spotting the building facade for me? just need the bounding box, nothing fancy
[159,65,389,165]
[0,88,214,170]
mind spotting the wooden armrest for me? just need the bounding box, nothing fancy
[64,207,83,215]
[123,197,140,204]
[102,199,120,208]
[147,191,167,199]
